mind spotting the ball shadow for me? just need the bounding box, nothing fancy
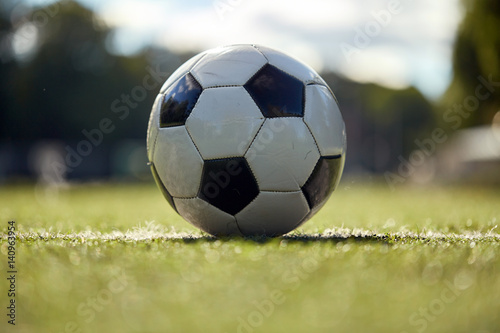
[179,232,391,245]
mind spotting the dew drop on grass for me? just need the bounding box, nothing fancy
[205,249,220,263]
[342,243,351,252]
[383,218,396,229]
[454,270,476,290]
[422,260,443,286]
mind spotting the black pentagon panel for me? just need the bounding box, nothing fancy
[244,64,304,118]
[150,163,178,213]
[160,73,202,127]
[301,155,343,210]
[198,157,259,215]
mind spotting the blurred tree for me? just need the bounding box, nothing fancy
[322,73,435,172]
[0,1,184,142]
[0,2,15,140]
[0,1,436,178]
[442,0,500,128]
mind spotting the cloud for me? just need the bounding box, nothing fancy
[93,0,462,98]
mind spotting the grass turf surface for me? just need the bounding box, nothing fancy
[1,181,499,333]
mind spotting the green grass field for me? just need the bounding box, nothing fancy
[1,181,499,333]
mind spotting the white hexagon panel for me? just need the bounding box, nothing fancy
[190,45,267,88]
[245,118,320,191]
[153,126,204,198]
[185,87,265,160]
[304,84,346,156]
[254,44,325,85]
[146,93,162,161]
[174,197,242,236]
[235,191,310,236]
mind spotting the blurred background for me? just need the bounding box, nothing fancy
[0,0,499,189]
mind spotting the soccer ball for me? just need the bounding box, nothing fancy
[147,44,346,237]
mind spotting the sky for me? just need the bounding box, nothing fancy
[24,0,463,100]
